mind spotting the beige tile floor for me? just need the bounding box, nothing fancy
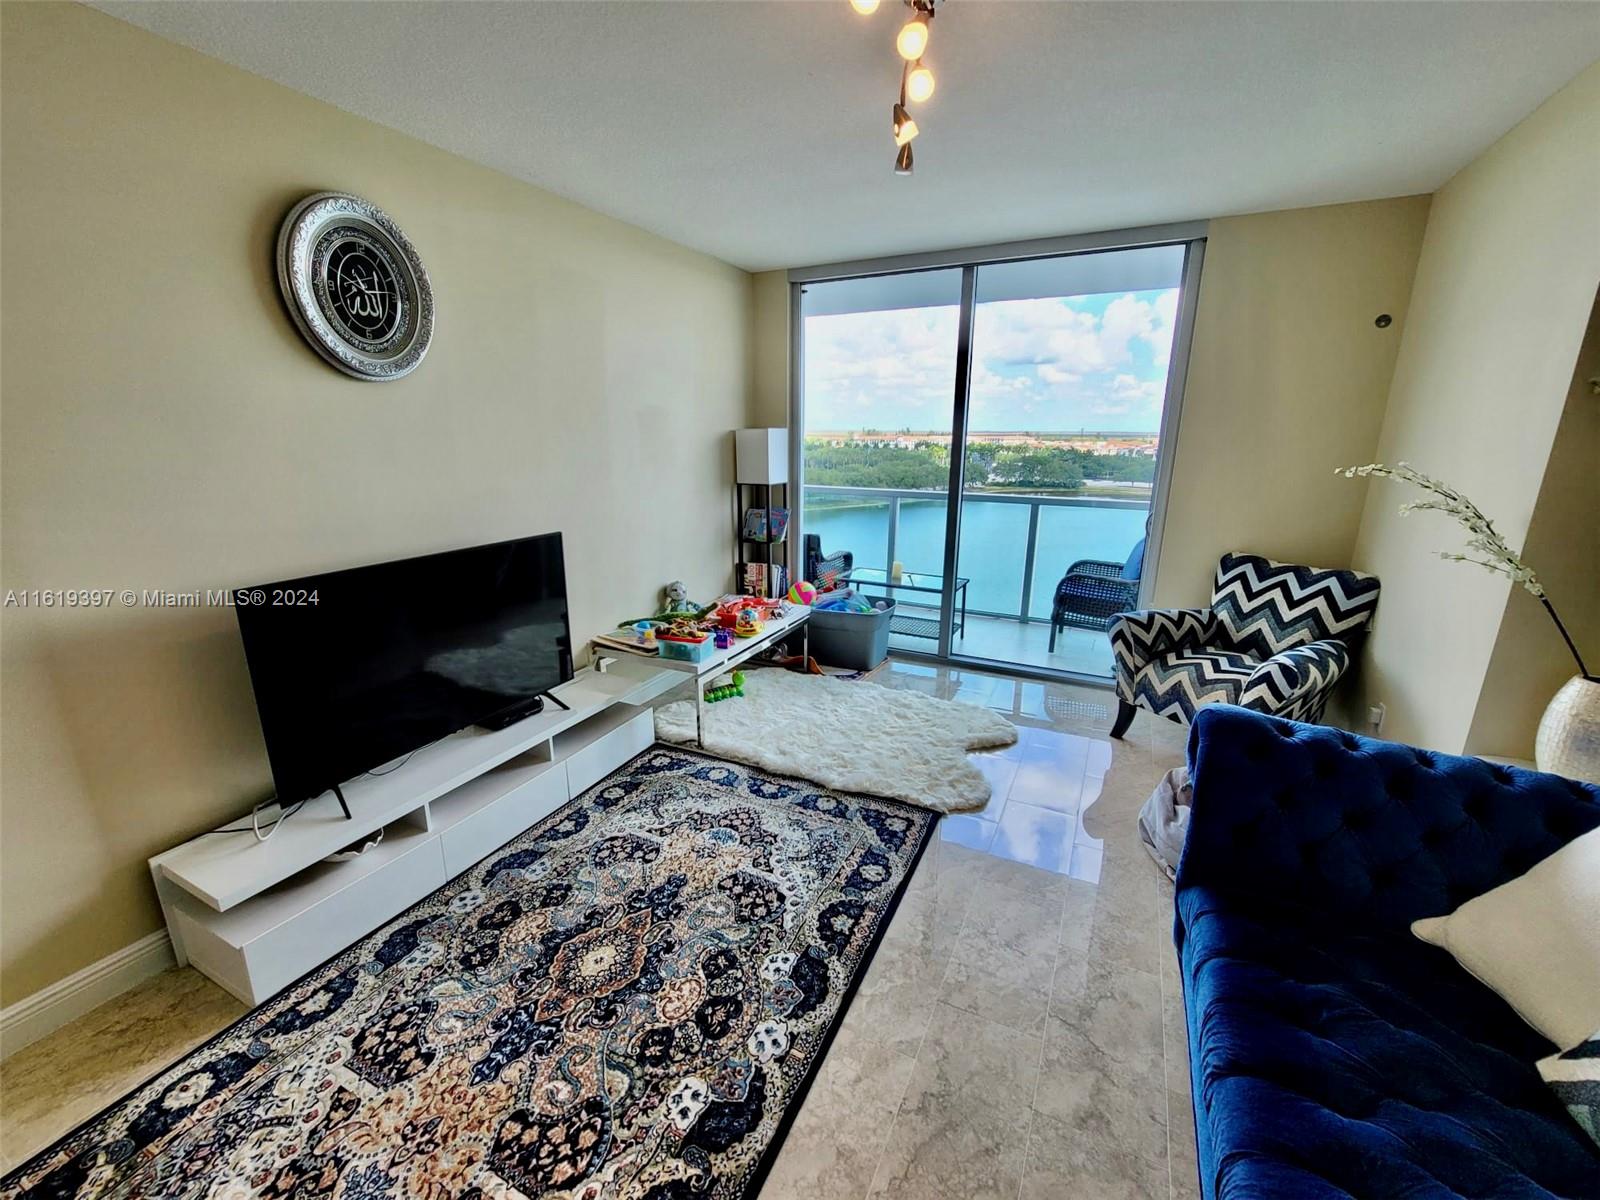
[888,608,1117,679]
[0,659,1197,1199]
[763,661,1196,1200]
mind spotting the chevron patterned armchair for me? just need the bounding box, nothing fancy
[1108,552,1380,739]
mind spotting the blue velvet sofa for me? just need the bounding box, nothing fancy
[1176,706,1600,1199]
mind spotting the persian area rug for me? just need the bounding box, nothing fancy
[655,668,1018,814]
[1,747,935,1200]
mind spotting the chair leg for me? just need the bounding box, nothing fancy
[1048,620,1058,653]
[1110,700,1137,740]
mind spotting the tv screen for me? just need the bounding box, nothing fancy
[234,532,573,806]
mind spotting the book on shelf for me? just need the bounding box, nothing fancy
[740,506,789,544]
[739,562,790,599]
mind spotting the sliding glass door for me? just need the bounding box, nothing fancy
[798,269,965,654]
[794,234,1201,683]
[951,248,1186,676]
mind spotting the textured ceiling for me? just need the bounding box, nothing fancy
[94,1,1600,271]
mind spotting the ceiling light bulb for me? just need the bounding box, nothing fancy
[906,62,935,103]
[892,102,919,146]
[850,0,879,14]
[895,142,914,175]
[896,13,929,60]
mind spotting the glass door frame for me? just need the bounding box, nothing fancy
[789,221,1208,686]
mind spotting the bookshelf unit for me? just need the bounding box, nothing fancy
[735,479,789,599]
[733,427,790,600]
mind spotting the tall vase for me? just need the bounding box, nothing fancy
[1535,676,1600,784]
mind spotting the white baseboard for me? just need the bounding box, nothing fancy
[0,931,174,1060]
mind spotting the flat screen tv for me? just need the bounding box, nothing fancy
[234,532,573,809]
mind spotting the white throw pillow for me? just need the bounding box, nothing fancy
[1411,825,1600,1051]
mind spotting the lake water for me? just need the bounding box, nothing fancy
[805,495,1148,617]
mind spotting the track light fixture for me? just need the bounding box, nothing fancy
[906,60,935,103]
[896,11,929,60]
[851,0,940,175]
[892,102,918,147]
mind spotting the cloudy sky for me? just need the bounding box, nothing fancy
[803,288,1178,434]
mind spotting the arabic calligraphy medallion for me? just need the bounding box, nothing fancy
[276,193,434,380]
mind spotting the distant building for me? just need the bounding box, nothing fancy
[807,430,1159,455]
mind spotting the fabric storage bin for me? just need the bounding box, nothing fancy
[808,599,895,671]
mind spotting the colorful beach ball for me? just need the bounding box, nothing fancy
[787,580,819,606]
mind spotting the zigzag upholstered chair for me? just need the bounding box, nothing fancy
[1108,552,1380,739]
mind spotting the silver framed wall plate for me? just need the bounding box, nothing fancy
[276,192,434,381]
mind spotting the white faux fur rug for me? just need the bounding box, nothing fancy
[654,668,1018,813]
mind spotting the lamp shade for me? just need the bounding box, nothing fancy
[734,428,789,485]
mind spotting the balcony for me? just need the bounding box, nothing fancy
[801,485,1150,679]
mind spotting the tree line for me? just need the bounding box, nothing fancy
[803,438,1156,491]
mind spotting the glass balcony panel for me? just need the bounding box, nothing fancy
[890,495,947,576]
[800,486,1141,678]
[956,498,1030,617]
[1029,502,1150,618]
[803,491,890,573]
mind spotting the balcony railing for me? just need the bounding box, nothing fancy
[802,484,1149,624]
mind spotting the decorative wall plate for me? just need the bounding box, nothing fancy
[276,192,434,381]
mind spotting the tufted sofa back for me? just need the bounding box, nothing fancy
[1180,706,1600,932]
[1210,552,1380,661]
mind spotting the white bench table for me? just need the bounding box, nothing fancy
[639,606,810,745]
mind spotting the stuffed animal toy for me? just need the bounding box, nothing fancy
[657,580,701,616]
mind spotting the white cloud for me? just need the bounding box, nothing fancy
[1148,290,1178,368]
[1099,294,1154,365]
[803,288,1180,432]
[804,306,959,428]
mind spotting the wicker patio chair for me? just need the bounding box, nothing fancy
[1048,538,1144,651]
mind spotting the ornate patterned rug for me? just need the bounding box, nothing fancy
[2,747,936,1200]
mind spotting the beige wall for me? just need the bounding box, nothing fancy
[1349,62,1600,753]
[1465,293,1600,758]
[1152,198,1431,605]
[751,270,790,428]
[0,4,755,1004]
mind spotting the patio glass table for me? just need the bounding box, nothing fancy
[837,567,969,642]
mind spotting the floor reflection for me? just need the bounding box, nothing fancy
[872,660,1121,885]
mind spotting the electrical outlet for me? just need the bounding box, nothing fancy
[1367,702,1386,735]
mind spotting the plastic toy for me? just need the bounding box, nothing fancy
[659,637,714,663]
[787,580,818,606]
[705,670,746,703]
[735,607,764,638]
[713,628,734,650]
[658,618,709,643]
[715,594,779,628]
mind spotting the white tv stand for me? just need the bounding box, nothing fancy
[149,656,680,1006]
